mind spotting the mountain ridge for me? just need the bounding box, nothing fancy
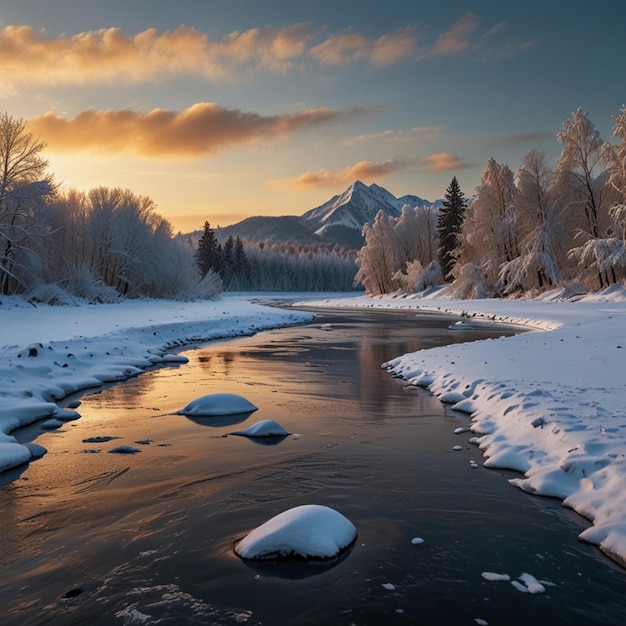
[215,180,442,248]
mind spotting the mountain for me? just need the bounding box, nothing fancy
[215,180,442,249]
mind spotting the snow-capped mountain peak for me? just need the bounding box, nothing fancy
[301,180,437,235]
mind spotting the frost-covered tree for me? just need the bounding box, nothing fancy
[447,262,491,299]
[557,108,615,287]
[456,158,519,294]
[243,241,357,291]
[0,112,54,294]
[437,177,467,281]
[355,210,402,295]
[571,106,626,285]
[34,186,211,301]
[392,259,443,292]
[498,150,562,293]
[354,204,440,295]
[557,108,607,240]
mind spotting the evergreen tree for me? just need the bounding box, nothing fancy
[195,221,221,277]
[221,235,235,286]
[437,176,467,281]
[233,236,250,287]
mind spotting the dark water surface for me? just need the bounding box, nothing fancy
[1,308,625,625]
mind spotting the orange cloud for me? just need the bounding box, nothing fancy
[27,103,366,157]
[0,22,421,89]
[268,159,406,189]
[423,152,470,171]
[311,28,417,67]
[432,13,478,55]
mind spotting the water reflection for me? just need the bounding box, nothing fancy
[230,433,289,446]
[183,411,256,428]
[238,542,356,579]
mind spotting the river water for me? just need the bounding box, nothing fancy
[1,308,625,625]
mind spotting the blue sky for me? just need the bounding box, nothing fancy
[1,0,624,231]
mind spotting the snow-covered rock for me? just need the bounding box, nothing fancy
[177,392,258,417]
[231,419,291,438]
[234,504,357,561]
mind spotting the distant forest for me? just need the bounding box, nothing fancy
[1,106,625,302]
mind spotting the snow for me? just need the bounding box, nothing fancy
[0,294,312,474]
[510,573,551,594]
[481,572,511,582]
[299,288,626,567]
[231,419,291,438]
[234,504,357,560]
[177,392,258,417]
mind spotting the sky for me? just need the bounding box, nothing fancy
[1,0,625,232]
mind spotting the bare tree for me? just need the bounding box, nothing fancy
[0,112,54,294]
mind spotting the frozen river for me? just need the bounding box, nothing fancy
[1,308,625,625]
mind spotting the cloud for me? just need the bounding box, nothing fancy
[430,14,532,60]
[309,27,417,67]
[267,159,407,189]
[0,22,418,89]
[343,126,441,145]
[371,27,418,66]
[27,103,367,157]
[482,20,509,39]
[422,153,470,171]
[432,13,478,55]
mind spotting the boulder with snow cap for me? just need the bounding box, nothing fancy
[235,504,357,561]
[177,392,258,417]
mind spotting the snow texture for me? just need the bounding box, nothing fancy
[177,392,258,417]
[234,504,357,560]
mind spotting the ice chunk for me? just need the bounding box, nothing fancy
[481,571,510,582]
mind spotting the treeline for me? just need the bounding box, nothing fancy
[0,110,354,303]
[356,107,626,298]
[0,112,220,302]
[193,221,358,292]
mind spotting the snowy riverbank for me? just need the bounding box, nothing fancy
[3,288,626,568]
[0,294,313,473]
[299,287,626,567]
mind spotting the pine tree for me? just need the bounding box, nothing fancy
[220,236,235,286]
[195,221,221,278]
[437,177,467,281]
[233,236,250,288]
